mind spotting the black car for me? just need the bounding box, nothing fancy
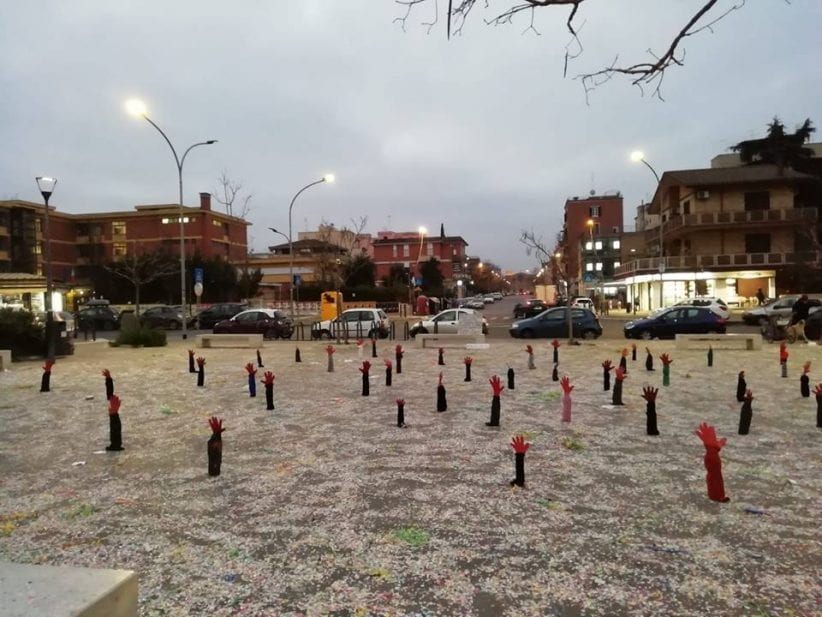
[195,303,246,329]
[513,299,547,319]
[509,307,602,339]
[213,309,294,339]
[804,310,822,341]
[76,305,120,331]
[140,306,196,330]
[624,307,726,340]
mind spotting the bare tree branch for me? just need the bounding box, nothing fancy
[397,0,752,100]
[213,170,253,219]
[104,242,179,316]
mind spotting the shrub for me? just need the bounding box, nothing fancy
[111,324,167,348]
[0,308,43,359]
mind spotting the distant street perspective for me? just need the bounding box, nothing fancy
[2,2,822,617]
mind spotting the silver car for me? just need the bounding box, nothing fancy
[409,308,489,337]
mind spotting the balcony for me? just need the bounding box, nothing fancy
[664,207,817,237]
[615,251,821,278]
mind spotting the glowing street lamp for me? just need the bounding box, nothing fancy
[125,98,217,339]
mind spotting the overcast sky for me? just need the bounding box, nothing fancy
[2,1,820,270]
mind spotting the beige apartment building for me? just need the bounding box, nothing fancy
[615,163,820,310]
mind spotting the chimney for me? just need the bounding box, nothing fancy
[199,192,211,211]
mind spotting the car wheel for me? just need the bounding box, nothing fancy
[168,320,180,330]
[639,330,652,340]
[320,330,332,340]
[582,329,598,340]
[758,317,769,327]
[520,328,535,338]
[103,321,115,331]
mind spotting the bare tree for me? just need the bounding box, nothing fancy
[313,217,370,284]
[213,170,253,219]
[395,0,753,100]
[104,243,179,317]
[520,229,576,342]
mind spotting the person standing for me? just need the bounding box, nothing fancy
[756,288,766,306]
[790,294,812,326]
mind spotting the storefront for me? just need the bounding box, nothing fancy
[0,273,91,313]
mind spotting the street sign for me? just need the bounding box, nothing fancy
[293,274,302,287]
[193,282,203,298]
[194,268,204,284]
[583,272,595,283]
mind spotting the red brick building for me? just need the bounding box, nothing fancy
[371,230,469,282]
[560,194,624,292]
[0,193,248,301]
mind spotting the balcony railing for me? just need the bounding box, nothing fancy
[664,207,817,235]
[615,251,821,277]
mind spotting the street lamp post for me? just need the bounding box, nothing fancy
[126,99,217,340]
[268,227,290,303]
[35,176,57,360]
[631,150,663,308]
[286,174,334,319]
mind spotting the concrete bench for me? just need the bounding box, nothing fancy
[0,349,10,370]
[195,333,264,348]
[416,333,487,349]
[0,562,138,617]
[675,333,762,351]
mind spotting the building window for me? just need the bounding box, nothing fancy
[595,262,603,271]
[744,191,770,211]
[162,218,170,224]
[589,206,601,217]
[612,240,621,250]
[392,245,397,258]
[584,241,593,251]
[585,263,594,272]
[403,244,410,257]
[113,243,128,257]
[745,233,771,253]
[427,242,433,256]
[594,241,603,250]
[112,221,127,236]
[614,261,621,268]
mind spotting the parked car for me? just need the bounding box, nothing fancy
[742,295,821,326]
[490,292,504,301]
[34,311,76,335]
[213,309,293,339]
[672,296,730,320]
[311,308,390,340]
[195,303,247,329]
[409,308,489,338]
[509,307,602,339]
[513,299,547,318]
[140,305,196,330]
[76,305,120,331]
[571,297,594,310]
[482,296,496,304]
[463,298,485,310]
[624,306,726,340]
[803,310,822,341]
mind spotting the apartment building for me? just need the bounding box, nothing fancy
[614,164,820,310]
[559,193,624,294]
[371,231,469,283]
[0,193,249,310]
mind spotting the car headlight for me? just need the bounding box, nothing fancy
[511,323,519,328]
[625,322,635,329]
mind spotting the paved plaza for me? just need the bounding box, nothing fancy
[0,339,819,616]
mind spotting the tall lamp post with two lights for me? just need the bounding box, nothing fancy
[285,175,334,319]
[125,98,217,340]
[631,150,663,308]
[36,176,57,359]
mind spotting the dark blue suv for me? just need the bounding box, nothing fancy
[509,307,602,339]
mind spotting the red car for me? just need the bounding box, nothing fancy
[213,309,294,339]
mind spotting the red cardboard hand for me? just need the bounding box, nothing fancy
[108,394,121,415]
[641,386,658,402]
[244,362,256,376]
[660,353,673,366]
[360,361,371,374]
[511,434,530,454]
[489,375,504,396]
[261,371,275,385]
[615,367,626,382]
[560,375,574,395]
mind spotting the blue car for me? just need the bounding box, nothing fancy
[624,306,726,340]
[509,307,602,339]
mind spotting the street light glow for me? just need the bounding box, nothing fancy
[586,219,594,227]
[125,98,148,117]
[323,173,335,183]
[418,226,427,235]
[630,150,645,163]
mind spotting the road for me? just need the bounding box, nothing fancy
[479,295,761,340]
[148,295,761,343]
